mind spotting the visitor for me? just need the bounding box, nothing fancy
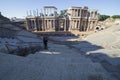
[43,36,48,50]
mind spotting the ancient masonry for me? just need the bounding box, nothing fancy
[26,6,98,32]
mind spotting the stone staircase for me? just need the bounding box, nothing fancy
[0,43,117,80]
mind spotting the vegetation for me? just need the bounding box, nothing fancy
[98,15,110,21]
[59,9,67,18]
[111,15,120,19]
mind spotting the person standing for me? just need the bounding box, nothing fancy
[43,36,48,49]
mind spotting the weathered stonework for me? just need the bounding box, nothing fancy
[26,6,98,32]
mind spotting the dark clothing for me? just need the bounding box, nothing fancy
[43,36,48,49]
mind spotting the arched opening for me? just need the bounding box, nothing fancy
[96,27,99,30]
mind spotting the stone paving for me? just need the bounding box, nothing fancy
[0,43,117,80]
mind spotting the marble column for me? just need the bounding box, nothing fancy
[71,9,73,17]
[47,20,48,29]
[69,20,72,31]
[53,20,55,29]
[73,9,74,17]
[77,9,79,17]
[34,19,37,30]
[31,20,33,29]
[71,20,73,30]
[45,20,47,30]
[47,9,49,16]
[64,19,66,31]
[44,9,46,16]
[50,20,51,29]
[73,20,75,29]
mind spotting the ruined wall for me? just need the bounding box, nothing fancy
[97,18,120,29]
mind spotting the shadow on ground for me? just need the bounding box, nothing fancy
[49,37,120,80]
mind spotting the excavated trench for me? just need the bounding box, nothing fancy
[8,45,43,57]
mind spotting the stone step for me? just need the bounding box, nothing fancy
[0,53,117,80]
[27,55,93,65]
[42,72,108,80]
[0,61,108,80]
[0,65,115,80]
[1,65,108,80]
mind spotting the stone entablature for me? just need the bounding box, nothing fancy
[26,6,98,32]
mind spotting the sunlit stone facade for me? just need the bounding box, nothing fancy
[26,6,98,32]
